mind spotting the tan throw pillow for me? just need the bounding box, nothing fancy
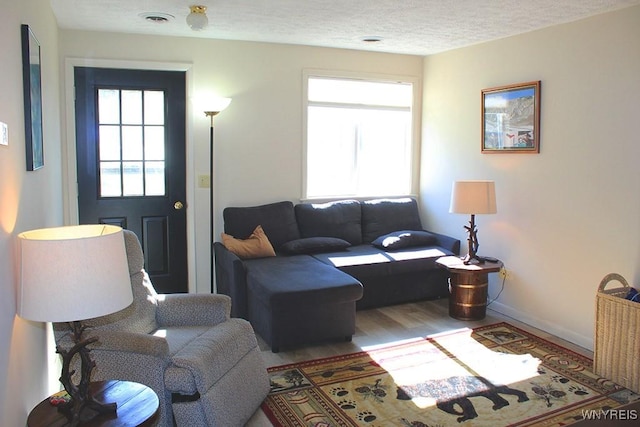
[221,225,276,259]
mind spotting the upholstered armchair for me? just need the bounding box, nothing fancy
[54,230,269,427]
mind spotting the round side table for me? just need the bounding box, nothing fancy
[436,256,503,320]
[27,380,159,427]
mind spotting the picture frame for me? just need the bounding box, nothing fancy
[481,81,540,153]
[21,24,44,170]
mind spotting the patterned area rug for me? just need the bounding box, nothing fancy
[262,322,638,426]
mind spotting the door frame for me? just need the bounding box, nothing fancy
[62,58,199,293]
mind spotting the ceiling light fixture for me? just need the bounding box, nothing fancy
[186,5,208,31]
[362,36,383,43]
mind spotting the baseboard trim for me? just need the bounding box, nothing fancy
[487,301,594,352]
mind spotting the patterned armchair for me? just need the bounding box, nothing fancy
[54,230,269,426]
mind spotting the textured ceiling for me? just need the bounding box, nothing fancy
[50,0,640,56]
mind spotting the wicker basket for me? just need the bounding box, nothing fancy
[594,273,640,393]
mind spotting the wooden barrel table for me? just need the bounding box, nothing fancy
[436,256,503,321]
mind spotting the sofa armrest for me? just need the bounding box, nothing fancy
[156,293,231,327]
[214,242,249,319]
[426,230,461,255]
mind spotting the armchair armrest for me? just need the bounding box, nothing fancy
[426,230,461,255]
[88,330,170,358]
[156,293,231,327]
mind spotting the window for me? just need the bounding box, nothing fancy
[97,89,166,198]
[305,74,414,199]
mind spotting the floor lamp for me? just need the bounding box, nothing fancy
[205,98,231,293]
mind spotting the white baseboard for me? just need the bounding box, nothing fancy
[488,301,594,352]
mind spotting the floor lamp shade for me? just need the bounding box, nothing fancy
[449,181,497,215]
[18,224,133,323]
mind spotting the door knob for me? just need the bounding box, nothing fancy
[174,201,184,210]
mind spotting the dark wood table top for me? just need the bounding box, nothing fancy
[436,255,503,273]
[27,380,159,427]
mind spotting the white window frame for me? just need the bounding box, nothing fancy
[302,69,421,201]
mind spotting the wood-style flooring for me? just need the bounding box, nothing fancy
[246,298,592,426]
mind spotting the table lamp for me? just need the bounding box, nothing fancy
[449,180,497,264]
[17,224,133,426]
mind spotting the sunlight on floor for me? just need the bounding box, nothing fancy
[361,327,541,409]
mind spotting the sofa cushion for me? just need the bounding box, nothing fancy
[295,200,362,245]
[311,245,393,278]
[361,198,423,243]
[372,230,438,250]
[245,256,363,307]
[223,201,300,251]
[221,225,276,259]
[280,237,351,255]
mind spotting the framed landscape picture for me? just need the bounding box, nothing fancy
[481,81,540,153]
[21,24,44,170]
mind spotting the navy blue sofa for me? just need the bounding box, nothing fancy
[213,198,460,352]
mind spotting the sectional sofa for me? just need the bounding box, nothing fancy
[213,197,460,352]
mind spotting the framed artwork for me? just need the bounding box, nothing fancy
[481,81,540,153]
[21,24,44,170]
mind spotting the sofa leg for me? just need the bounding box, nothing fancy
[345,335,352,342]
[271,346,280,353]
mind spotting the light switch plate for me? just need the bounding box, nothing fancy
[198,174,211,188]
[0,122,7,146]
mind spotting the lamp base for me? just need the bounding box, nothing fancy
[57,321,117,426]
[57,397,117,426]
[462,253,485,265]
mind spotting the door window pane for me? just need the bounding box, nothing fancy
[144,91,165,125]
[144,126,165,160]
[98,89,120,124]
[145,161,165,196]
[122,90,143,124]
[99,162,122,197]
[99,125,121,161]
[122,162,143,196]
[122,126,143,160]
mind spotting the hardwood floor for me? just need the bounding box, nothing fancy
[246,298,592,426]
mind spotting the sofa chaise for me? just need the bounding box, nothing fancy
[214,197,460,352]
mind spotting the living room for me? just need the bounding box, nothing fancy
[1,0,639,425]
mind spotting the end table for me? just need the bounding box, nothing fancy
[436,255,503,321]
[27,380,159,427]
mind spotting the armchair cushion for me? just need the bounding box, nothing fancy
[164,319,259,395]
[156,293,231,327]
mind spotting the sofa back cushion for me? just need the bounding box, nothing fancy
[361,198,423,243]
[295,199,362,245]
[223,201,300,251]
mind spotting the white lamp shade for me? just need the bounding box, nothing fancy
[205,97,232,115]
[449,181,497,214]
[17,224,133,323]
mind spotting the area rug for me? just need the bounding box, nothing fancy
[262,322,638,426]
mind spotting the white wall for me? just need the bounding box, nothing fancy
[421,6,640,350]
[58,32,424,294]
[0,0,63,425]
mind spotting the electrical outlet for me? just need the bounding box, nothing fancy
[499,267,509,280]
